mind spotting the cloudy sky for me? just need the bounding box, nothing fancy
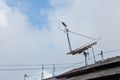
[0,0,120,80]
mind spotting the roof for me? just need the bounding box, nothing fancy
[56,56,120,78]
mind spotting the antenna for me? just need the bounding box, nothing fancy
[83,51,89,66]
[60,22,100,66]
[62,22,67,27]
[24,74,29,80]
[62,22,72,52]
[98,51,104,61]
[41,64,44,80]
[52,64,55,77]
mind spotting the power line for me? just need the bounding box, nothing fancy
[88,49,120,61]
[0,68,41,71]
[0,49,119,71]
[0,64,48,67]
[0,63,83,71]
[104,49,120,53]
[0,62,83,67]
[96,49,120,57]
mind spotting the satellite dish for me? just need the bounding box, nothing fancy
[59,22,100,66]
[67,38,100,55]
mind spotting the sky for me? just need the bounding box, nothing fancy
[0,0,120,80]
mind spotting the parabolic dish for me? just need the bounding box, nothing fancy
[67,38,100,55]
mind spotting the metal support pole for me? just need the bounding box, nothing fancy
[92,47,96,63]
[41,64,44,80]
[62,22,72,51]
[66,28,72,51]
[52,64,55,77]
[24,74,28,80]
[100,51,104,61]
[83,52,88,66]
[87,49,90,60]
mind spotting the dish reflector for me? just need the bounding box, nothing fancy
[67,38,100,55]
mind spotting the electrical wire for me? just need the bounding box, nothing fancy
[47,64,75,74]
[0,49,119,71]
[96,49,120,57]
[0,63,83,71]
[0,62,83,67]
[0,68,41,71]
[86,49,120,62]
[103,49,120,53]
[0,65,42,67]
[52,61,85,74]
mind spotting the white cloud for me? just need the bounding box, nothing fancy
[0,0,81,68]
[0,0,57,67]
[48,0,120,58]
[0,1,9,27]
[1,0,118,65]
[0,0,120,80]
